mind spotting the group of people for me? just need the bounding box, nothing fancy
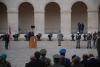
[71,32,99,49]
[25,48,100,67]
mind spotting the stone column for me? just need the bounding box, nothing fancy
[7,11,18,34]
[34,11,45,35]
[88,10,99,33]
[61,10,71,39]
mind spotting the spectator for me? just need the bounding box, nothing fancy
[49,54,64,67]
[25,51,45,67]
[81,54,89,67]
[72,56,84,67]
[87,54,99,67]
[0,53,11,67]
[40,49,51,67]
[59,48,71,67]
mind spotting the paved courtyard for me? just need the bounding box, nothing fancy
[0,40,97,67]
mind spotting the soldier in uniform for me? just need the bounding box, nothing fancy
[92,32,97,47]
[57,33,63,46]
[4,33,10,49]
[48,33,53,41]
[36,33,42,41]
[76,33,81,48]
[71,33,75,41]
[87,33,92,48]
[83,33,87,41]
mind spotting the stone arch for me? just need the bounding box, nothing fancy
[45,2,61,33]
[18,2,34,33]
[0,2,8,33]
[71,1,88,33]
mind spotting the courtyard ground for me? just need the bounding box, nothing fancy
[0,40,97,67]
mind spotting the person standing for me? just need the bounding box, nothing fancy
[76,33,81,48]
[4,33,10,50]
[57,33,63,46]
[71,33,75,41]
[78,23,81,33]
[87,33,92,48]
[92,32,97,47]
[48,33,53,41]
[96,31,100,59]
[81,23,84,34]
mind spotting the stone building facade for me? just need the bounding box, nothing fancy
[0,0,100,37]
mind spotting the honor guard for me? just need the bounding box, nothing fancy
[76,33,81,48]
[92,32,97,47]
[71,33,75,41]
[48,33,53,41]
[83,33,87,41]
[87,33,92,48]
[57,33,63,46]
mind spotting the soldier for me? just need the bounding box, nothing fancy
[57,33,63,46]
[92,32,97,47]
[48,33,53,41]
[76,33,81,48]
[83,33,87,41]
[36,33,42,41]
[4,33,10,49]
[71,33,75,41]
[87,33,92,48]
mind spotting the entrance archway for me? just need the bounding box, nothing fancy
[0,2,8,33]
[71,2,87,33]
[19,2,34,33]
[45,2,61,33]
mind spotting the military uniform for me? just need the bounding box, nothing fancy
[87,33,92,48]
[76,33,81,48]
[57,33,63,46]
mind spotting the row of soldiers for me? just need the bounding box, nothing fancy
[71,32,97,48]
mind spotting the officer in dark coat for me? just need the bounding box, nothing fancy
[87,33,92,48]
[76,33,81,48]
[96,31,100,59]
[4,33,10,49]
